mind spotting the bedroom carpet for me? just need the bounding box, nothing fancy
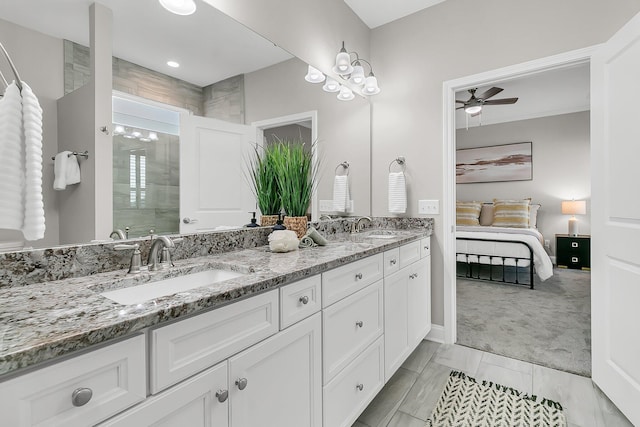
[456,268,591,376]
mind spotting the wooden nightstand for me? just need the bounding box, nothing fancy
[556,234,590,270]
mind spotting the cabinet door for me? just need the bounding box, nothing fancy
[408,257,431,348]
[229,313,322,427]
[383,268,410,381]
[99,361,229,427]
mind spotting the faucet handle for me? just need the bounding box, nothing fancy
[114,243,139,251]
[171,237,184,244]
[114,244,142,274]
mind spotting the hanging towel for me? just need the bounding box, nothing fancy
[0,82,25,231]
[332,175,350,212]
[53,151,80,190]
[388,172,407,214]
[21,82,45,241]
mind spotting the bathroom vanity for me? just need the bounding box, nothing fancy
[0,223,432,427]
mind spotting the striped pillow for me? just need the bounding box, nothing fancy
[492,199,531,228]
[456,201,482,226]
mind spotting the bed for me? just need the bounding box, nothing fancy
[456,201,554,289]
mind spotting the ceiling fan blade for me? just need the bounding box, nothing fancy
[456,106,464,110]
[455,100,466,104]
[477,87,503,100]
[483,97,518,105]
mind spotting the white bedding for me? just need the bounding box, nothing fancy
[456,226,553,281]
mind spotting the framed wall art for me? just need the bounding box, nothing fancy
[456,142,532,184]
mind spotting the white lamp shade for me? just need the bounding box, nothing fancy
[333,51,353,75]
[337,86,355,101]
[350,65,365,85]
[322,77,341,93]
[363,75,380,95]
[304,65,325,83]
[561,200,586,215]
[158,0,196,15]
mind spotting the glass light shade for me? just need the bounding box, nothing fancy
[337,86,355,101]
[148,132,159,141]
[561,200,586,215]
[464,105,482,114]
[350,65,365,85]
[333,51,353,75]
[363,75,380,95]
[113,125,125,135]
[167,60,180,68]
[322,77,340,93]
[304,65,326,83]
[159,0,196,15]
[131,129,142,138]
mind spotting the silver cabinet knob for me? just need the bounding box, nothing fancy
[235,378,248,390]
[390,259,397,265]
[424,245,429,251]
[71,387,93,407]
[355,273,363,280]
[299,295,309,305]
[355,320,364,328]
[182,217,199,224]
[216,389,229,403]
[356,383,364,391]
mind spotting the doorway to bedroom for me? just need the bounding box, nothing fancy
[452,62,592,376]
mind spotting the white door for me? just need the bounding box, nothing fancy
[180,114,255,232]
[591,11,640,425]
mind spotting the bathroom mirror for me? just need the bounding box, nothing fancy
[0,0,372,251]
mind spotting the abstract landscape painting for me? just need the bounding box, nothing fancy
[456,142,532,184]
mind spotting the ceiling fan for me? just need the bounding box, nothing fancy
[456,87,518,116]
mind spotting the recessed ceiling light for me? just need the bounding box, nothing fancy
[167,60,180,68]
[158,0,196,16]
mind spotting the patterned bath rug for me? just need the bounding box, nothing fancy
[426,371,567,427]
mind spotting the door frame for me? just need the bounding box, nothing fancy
[441,46,598,344]
[251,111,319,221]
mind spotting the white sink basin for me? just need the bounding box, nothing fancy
[364,234,396,239]
[101,269,245,305]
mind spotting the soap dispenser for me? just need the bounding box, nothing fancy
[245,212,260,227]
[273,212,286,230]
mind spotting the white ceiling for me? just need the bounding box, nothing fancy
[0,0,292,87]
[344,0,447,28]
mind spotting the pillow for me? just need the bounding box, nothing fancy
[479,203,495,226]
[529,204,541,228]
[456,201,482,226]
[492,199,531,228]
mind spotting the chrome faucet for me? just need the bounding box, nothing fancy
[319,214,333,221]
[147,236,182,271]
[351,216,373,233]
[110,229,126,240]
[114,243,142,274]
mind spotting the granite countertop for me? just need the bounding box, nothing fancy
[0,228,430,377]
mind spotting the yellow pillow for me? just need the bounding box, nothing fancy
[492,199,531,228]
[456,201,482,226]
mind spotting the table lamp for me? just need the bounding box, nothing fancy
[561,200,586,236]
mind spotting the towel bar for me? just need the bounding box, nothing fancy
[51,151,90,161]
[388,156,406,173]
[335,161,350,176]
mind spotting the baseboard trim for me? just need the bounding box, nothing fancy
[426,324,445,343]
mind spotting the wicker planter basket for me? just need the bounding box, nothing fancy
[260,215,279,227]
[284,216,308,239]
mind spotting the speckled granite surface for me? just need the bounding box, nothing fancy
[0,218,433,377]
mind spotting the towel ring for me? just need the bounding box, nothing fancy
[335,161,350,176]
[389,157,406,173]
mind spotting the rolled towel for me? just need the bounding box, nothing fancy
[53,151,72,191]
[332,175,350,212]
[299,236,317,248]
[0,82,24,232]
[306,227,328,246]
[388,172,407,214]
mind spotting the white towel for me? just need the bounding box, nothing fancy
[21,82,45,241]
[388,172,407,214]
[332,175,350,212]
[0,82,25,231]
[53,151,80,190]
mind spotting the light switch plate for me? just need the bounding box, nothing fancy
[418,199,439,215]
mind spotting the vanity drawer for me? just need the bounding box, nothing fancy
[421,236,431,258]
[322,280,383,383]
[280,275,321,329]
[150,289,279,394]
[383,248,400,276]
[322,253,383,307]
[323,336,384,427]
[399,240,421,269]
[0,335,146,427]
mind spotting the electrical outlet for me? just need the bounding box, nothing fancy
[418,200,439,215]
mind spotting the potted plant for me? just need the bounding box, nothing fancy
[246,143,281,226]
[271,138,319,238]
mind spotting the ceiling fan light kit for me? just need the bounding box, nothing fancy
[305,41,380,100]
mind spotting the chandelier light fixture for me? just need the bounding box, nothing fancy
[304,41,380,101]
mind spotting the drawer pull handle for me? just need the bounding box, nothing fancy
[215,389,229,403]
[71,387,93,407]
[355,273,363,280]
[571,242,579,248]
[572,257,579,263]
[235,378,248,390]
[299,295,309,305]
[390,259,397,265]
[355,320,364,328]
[356,383,364,392]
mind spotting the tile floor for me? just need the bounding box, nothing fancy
[352,341,633,427]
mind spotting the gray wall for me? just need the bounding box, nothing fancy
[0,18,63,248]
[456,111,591,256]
